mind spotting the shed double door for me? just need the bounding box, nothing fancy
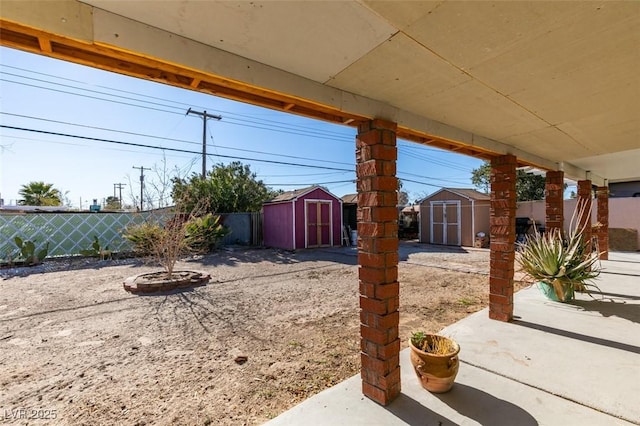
[306,200,332,248]
[430,201,461,246]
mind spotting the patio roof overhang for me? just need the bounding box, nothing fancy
[3,0,637,407]
[1,1,638,186]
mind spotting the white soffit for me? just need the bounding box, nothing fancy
[83,0,397,83]
[570,149,640,183]
[47,0,639,185]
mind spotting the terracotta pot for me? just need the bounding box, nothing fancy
[409,335,460,393]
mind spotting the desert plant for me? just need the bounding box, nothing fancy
[79,236,112,260]
[14,237,49,265]
[516,202,601,301]
[410,331,456,355]
[184,213,229,253]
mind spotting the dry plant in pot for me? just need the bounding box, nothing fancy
[516,202,601,302]
[409,332,460,393]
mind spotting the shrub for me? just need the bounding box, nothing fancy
[123,211,228,276]
[123,222,164,256]
[185,213,229,253]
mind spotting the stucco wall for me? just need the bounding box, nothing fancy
[516,198,640,249]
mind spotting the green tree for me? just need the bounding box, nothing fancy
[397,179,409,206]
[470,162,492,194]
[470,161,558,202]
[18,181,62,206]
[105,196,121,210]
[171,161,275,213]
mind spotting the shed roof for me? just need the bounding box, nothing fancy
[341,193,358,204]
[265,185,338,204]
[401,205,419,214]
[423,188,491,202]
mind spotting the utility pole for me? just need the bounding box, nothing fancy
[132,166,151,211]
[113,183,126,209]
[186,108,222,177]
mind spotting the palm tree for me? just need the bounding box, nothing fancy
[18,181,62,206]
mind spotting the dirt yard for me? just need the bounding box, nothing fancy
[0,243,521,425]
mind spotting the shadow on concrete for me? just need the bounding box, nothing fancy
[604,258,640,265]
[434,383,538,426]
[386,393,453,425]
[600,270,640,277]
[513,319,640,354]
[596,291,640,301]
[571,298,640,324]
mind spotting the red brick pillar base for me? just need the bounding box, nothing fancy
[596,186,609,260]
[577,180,593,253]
[357,119,400,405]
[489,154,516,322]
[545,171,564,233]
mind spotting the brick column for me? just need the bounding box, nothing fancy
[489,154,517,322]
[545,171,564,233]
[596,186,609,260]
[356,119,400,406]
[577,180,593,253]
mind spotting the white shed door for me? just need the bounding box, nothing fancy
[430,201,461,246]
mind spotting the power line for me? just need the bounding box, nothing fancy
[267,180,354,186]
[186,108,222,177]
[113,183,126,209]
[1,64,353,140]
[132,166,151,211]
[1,73,354,143]
[1,125,473,191]
[0,112,354,166]
[0,125,356,172]
[0,77,180,116]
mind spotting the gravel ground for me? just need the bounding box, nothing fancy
[0,243,521,425]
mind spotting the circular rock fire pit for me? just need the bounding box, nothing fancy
[123,270,210,294]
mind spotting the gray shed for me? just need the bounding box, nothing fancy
[419,188,490,247]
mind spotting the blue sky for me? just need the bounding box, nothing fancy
[0,46,485,209]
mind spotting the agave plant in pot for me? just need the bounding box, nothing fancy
[516,204,601,302]
[409,331,460,393]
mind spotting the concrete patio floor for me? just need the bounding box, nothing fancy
[266,252,640,426]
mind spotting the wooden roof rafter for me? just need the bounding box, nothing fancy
[0,18,529,167]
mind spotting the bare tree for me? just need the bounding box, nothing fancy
[126,154,193,210]
[144,154,180,209]
[123,195,226,278]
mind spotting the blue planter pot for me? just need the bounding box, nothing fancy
[538,281,574,302]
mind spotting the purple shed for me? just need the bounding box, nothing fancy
[263,186,343,250]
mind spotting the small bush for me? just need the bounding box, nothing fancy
[185,213,229,253]
[123,222,164,256]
